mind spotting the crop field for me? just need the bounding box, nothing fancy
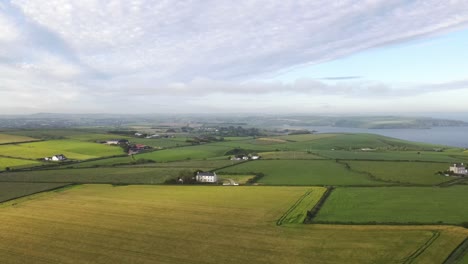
[0,184,465,263]
[0,182,70,203]
[315,186,468,224]
[137,144,233,162]
[219,160,389,186]
[315,149,468,162]
[0,157,42,171]
[0,140,124,160]
[346,161,453,185]
[259,151,324,159]
[0,133,38,144]
[0,167,211,184]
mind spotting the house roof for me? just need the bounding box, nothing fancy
[197,172,216,176]
[452,163,465,168]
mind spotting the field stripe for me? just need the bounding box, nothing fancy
[401,230,440,264]
[443,238,468,264]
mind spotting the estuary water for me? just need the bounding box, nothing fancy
[303,126,468,148]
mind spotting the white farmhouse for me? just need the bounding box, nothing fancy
[449,163,467,175]
[44,154,67,161]
[196,172,218,183]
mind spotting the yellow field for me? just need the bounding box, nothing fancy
[0,185,465,264]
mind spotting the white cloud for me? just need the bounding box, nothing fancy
[1,0,468,113]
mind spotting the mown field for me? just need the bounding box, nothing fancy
[0,157,42,171]
[0,140,124,160]
[0,133,38,144]
[315,186,468,224]
[219,160,388,186]
[0,167,214,184]
[0,184,465,264]
[346,161,453,185]
[0,182,70,203]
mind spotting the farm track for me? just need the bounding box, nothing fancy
[401,231,440,264]
[443,238,468,264]
[276,190,313,226]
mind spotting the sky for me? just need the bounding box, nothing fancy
[1,0,468,115]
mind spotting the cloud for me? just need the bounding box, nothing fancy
[318,76,362,81]
[1,0,468,113]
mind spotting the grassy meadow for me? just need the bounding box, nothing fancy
[219,160,388,186]
[346,161,454,185]
[315,186,468,224]
[0,167,212,184]
[137,144,233,162]
[0,184,465,264]
[0,182,70,203]
[0,157,42,171]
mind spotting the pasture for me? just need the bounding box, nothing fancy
[0,167,210,184]
[0,182,70,203]
[0,184,465,263]
[0,157,41,171]
[0,133,38,144]
[217,174,256,184]
[219,160,388,186]
[346,161,453,185]
[315,186,468,224]
[315,149,467,162]
[137,144,233,162]
[259,151,324,160]
[0,140,124,160]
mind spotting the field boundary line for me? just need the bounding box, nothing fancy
[442,238,468,264]
[0,183,75,205]
[304,186,334,224]
[276,190,313,226]
[401,230,440,264]
[0,139,44,145]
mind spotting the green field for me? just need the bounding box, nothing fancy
[259,151,324,159]
[137,144,233,162]
[0,140,124,160]
[277,187,327,225]
[0,184,465,263]
[0,182,71,203]
[0,133,38,144]
[219,160,388,186]
[0,167,211,184]
[0,157,42,171]
[315,149,468,162]
[315,186,468,224]
[346,161,454,185]
[218,174,256,184]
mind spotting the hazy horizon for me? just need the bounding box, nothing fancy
[1,1,468,114]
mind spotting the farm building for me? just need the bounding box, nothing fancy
[449,163,467,175]
[105,139,129,145]
[196,172,218,183]
[44,154,67,161]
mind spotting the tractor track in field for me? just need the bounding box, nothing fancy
[276,190,313,226]
[401,230,440,264]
